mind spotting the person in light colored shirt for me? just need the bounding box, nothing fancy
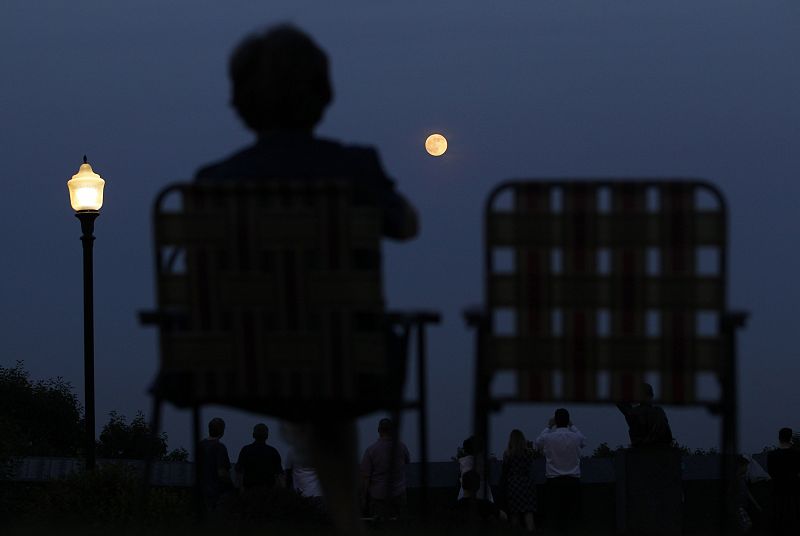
[534,408,586,533]
[457,435,494,503]
[285,448,324,513]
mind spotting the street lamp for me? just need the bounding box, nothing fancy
[67,156,105,471]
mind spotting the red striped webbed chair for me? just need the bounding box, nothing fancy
[467,179,746,531]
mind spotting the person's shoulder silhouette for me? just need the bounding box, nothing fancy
[195,24,418,240]
[617,384,673,447]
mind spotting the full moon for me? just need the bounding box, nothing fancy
[425,133,448,156]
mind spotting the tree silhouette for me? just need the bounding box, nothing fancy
[0,361,83,457]
[96,411,187,461]
[0,362,187,478]
[591,442,624,458]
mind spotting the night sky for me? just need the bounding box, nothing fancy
[3,1,799,462]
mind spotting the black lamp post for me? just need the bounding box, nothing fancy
[67,156,105,471]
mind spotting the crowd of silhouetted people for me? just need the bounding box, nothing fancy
[197,416,412,524]
[196,413,583,534]
[453,408,586,534]
[197,397,799,535]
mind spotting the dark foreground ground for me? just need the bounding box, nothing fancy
[0,524,772,536]
[1,468,775,535]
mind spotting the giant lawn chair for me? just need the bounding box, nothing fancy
[467,179,746,533]
[141,180,439,514]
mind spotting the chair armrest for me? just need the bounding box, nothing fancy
[138,309,188,328]
[723,311,748,330]
[387,310,442,327]
[463,305,487,328]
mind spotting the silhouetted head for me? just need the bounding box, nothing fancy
[736,454,750,477]
[208,417,225,438]
[462,435,484,457]
[253,423,269,442]
[229,24,333,133]
[462,436,475,456]
[461,470,480,496]
[554,408,570,428]
[779,427,793,444]
[507,429,527,455]
[642,383,655,402]
[378,418,394,437]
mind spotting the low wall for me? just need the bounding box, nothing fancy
[9,457,193,487]
[9,453,746,486]
[5,454,773,532]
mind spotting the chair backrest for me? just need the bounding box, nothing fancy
[151,180,392,417]
[483,180,728,405]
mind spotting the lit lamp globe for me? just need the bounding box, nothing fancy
[68,157,105,212]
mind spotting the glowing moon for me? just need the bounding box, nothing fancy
[425,133,448,156]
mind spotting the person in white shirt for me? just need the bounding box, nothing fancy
[285,449,324,512]
[457,435,494,503]
[534,408,586,534]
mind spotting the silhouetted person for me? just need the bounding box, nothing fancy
[360,418,410,520]
[732,454,762,533]
[534,408,586,534]
[235,423,283,490]
[617,385,682,535]
[457,435,494,502]
[617,383,674,448]
[285,448,324,512]
[454,470,505,523]
[502,429,536,533]
[767,427,800,534]
[198,417,233,511]
[235,423,283,518]
[195,25,418,240]
[193,24,419,536]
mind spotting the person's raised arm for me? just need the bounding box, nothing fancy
[380,187,418,240]
[534,421,553,450]
[359,147,419,241]
[570,425,587,449]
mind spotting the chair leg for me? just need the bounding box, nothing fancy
[306,420,365,536]
[192,405,205,521]
[415,322,430,519]
[388,405,403,520]
[472,323,492,536]
[138,394,163,516]
[473,323,490,500]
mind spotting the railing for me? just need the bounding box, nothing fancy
[8,453,769,487]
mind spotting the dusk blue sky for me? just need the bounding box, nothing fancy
[2,1,799,462]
